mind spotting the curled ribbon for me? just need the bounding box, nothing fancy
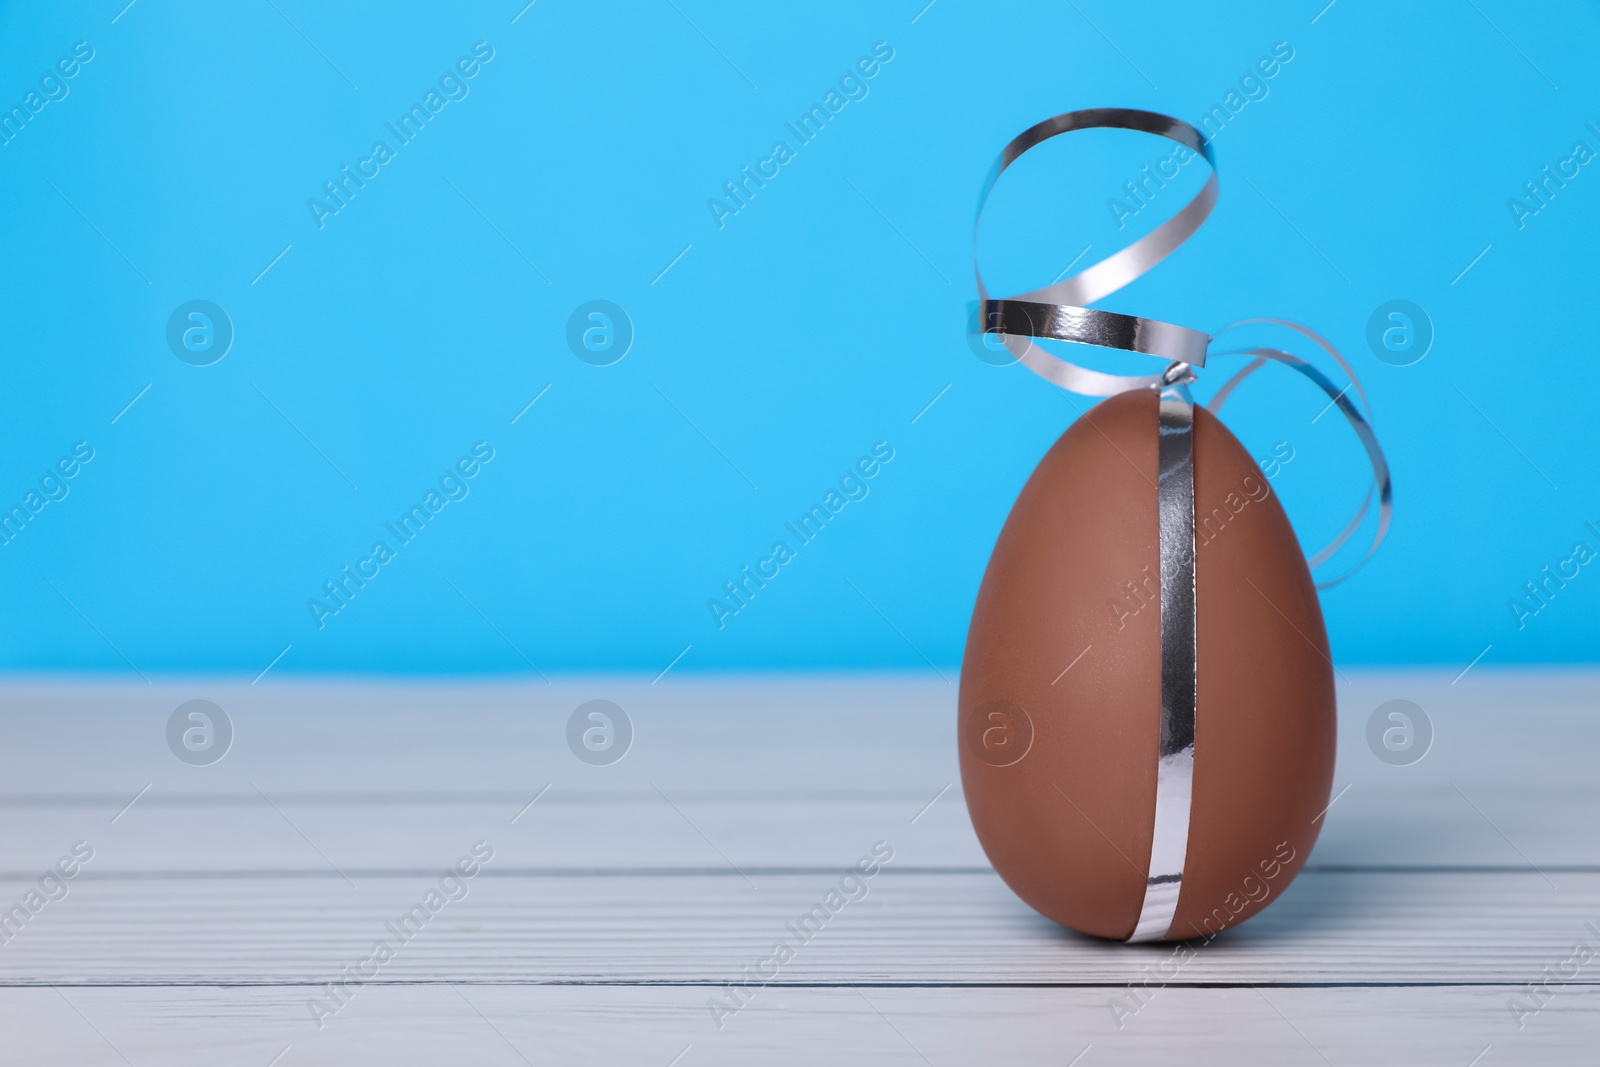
[973,107,1391,589]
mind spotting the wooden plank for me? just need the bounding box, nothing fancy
[0,795,989,874]
[5,671,1592,796]
[0,870,1592,986]
[4,984,1588,1066]
[1,784,1593,874]
[0,671,1594,872]
[3,786,1593,873]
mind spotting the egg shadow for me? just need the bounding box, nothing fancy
[1019,849,1403,954]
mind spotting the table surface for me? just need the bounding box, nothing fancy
[1,670,1595,1065]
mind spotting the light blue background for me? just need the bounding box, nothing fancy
[1,0,1595,677]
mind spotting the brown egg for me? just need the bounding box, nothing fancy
[959,387,1334,942]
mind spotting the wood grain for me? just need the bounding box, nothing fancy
[5,986,1591,1066]
[0,869,1593,985]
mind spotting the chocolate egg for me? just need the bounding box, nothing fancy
[959,387,1334,941]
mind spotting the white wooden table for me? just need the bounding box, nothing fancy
[1,672,1595,1064]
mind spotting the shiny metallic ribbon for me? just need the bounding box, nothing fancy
[972,108,1392,942]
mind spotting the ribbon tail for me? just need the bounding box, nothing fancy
[1206,339,1393,591]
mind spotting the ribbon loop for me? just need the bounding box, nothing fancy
[972,108,1392,589]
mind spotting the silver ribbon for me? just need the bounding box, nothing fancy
[973,108,1392,941]
[1129,373,1198,942]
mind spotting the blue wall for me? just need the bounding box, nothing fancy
[1,0,1595,676]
